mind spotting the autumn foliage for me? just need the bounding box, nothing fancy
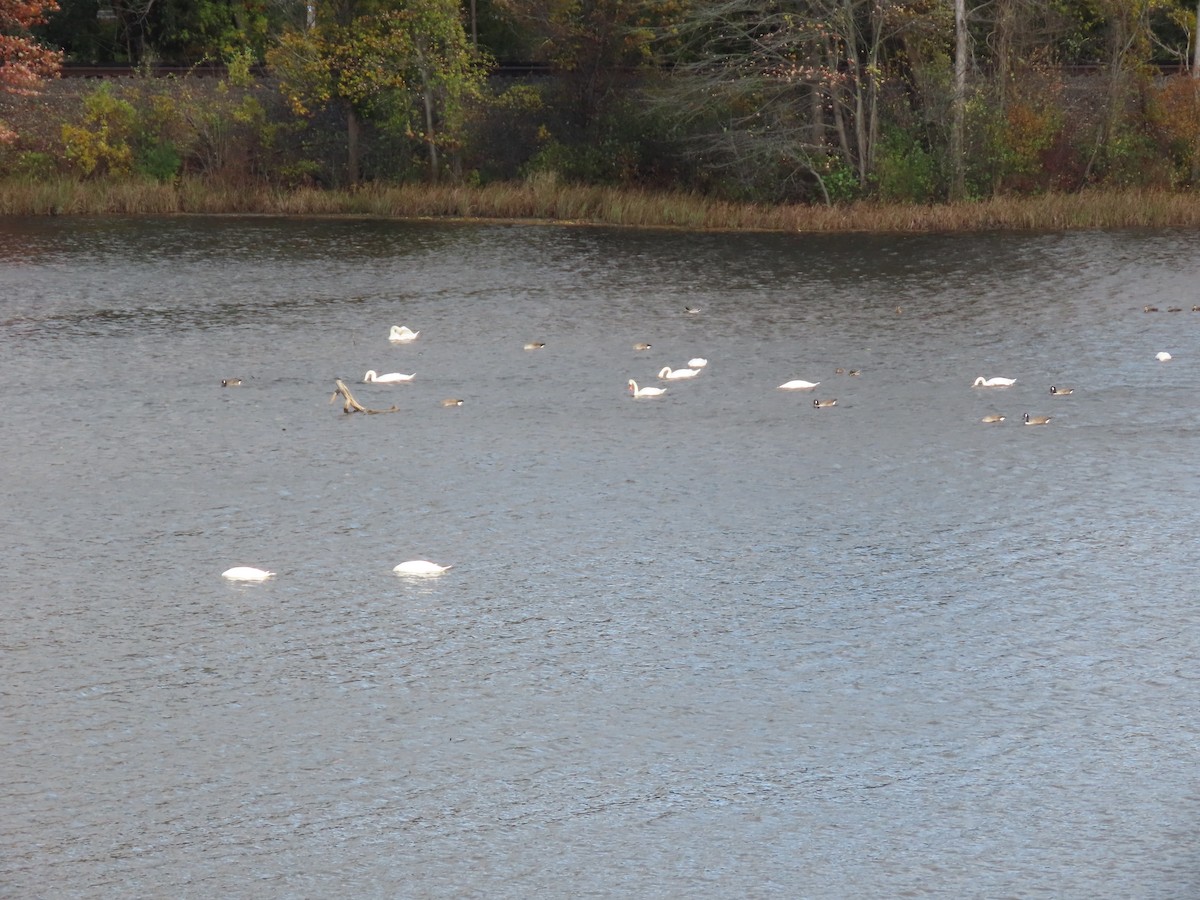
[0,0,61,95]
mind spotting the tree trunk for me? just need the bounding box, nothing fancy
[950,0,968,201]
[1194,0,1199,76]
[422,83,439,182]
[346,104,360,186]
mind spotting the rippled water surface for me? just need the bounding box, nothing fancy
[3,217,1200,898]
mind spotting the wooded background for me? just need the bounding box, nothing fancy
[2,0,1198,204]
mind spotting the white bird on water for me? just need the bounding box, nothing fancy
[658,366,700,380]
[1156,351,1173,362]
[973,376,1016,387]
[778,379,820,391]
[222,566,274,582]
[364,370,414,383]
[688,358,708,368]
[388,325,419,342]
[628,379,667,398]
[394,560,453,576]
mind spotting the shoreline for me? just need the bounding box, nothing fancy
[2,177,1200,233]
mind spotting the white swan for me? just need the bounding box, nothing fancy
[628,379,666,398]
[1156,351,1173,362]
[687,358,708,368]
[393,560,452,576]
[973,376,1016,387]
[658,366,699,380]
[778,379,820,390]
[222,566,274,581]
[364,370,414,383]
[388,325,419,342]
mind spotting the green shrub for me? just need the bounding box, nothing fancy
[136,141,182,182]
[873,129,937,203]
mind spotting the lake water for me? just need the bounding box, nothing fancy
[2,216,1199,898]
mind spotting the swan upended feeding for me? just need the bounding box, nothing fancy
[658,366,700,380]
[628,379,666,398]
[393,560,452,576]
[688,358,708,368]
[222,566,275,581]
[973,376,1017,387]
[388,325,419,342]
[778,379,820,391]
[364,370,415,383]
[1156,351,1173,362]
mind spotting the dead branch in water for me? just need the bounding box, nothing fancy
[330,379,400,414]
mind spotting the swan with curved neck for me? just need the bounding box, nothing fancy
[388,325,419,342]
[364,370,414,383]
[973,376,1016,387]
[628,379,666,398]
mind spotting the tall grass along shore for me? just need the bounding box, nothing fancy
[2,176,1200,233]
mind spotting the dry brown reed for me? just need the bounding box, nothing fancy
[2,176,1199,232]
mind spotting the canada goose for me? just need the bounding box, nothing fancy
[1157,351,1173,362]
[364,370,414,383]
[633,342,652,351]
[388,324,419,342]
[981,414,1006,423]
[524,341,545,350]
[778,379,820,391]
[628,379,667,398]
[222,566,274,581]
[1023,413,1052,426]
[1193,306,1200,312]
[658,366,699,380]
[393,560,452,576]
[1144,306,1159,312]
[813,398,838,408]
[848,369,861,376]
[1050,386,1073,396]
[221,378,242,387]
[684,306,701,314]
[835,368,845,375]
[1168,307,1183,312]
[974,376,1016,387]
[441,398,464,407]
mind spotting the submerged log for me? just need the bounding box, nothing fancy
[330,379,400,414]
